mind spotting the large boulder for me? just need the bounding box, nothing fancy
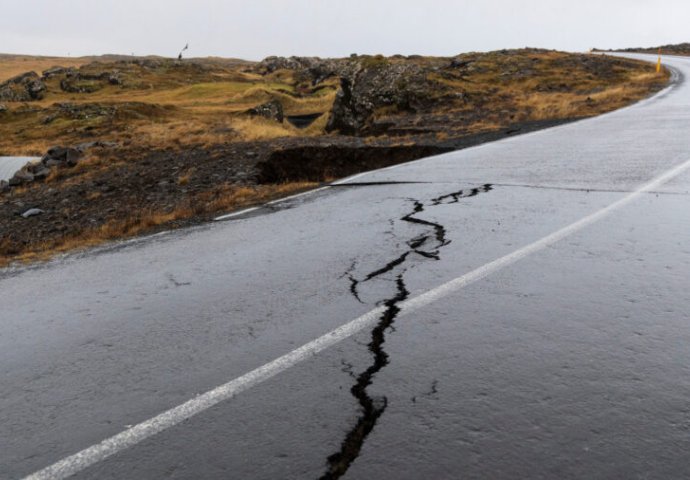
[257,56,318,74]
[58,67,123,93]
[247,99,284,123]
[0,72,46,101]
[42,66,75,79]
[3,145,86,191]
[42,146,82,167]
[326,60,433,135]
[256,56,354,86]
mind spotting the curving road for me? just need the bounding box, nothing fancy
[2,53,690,479]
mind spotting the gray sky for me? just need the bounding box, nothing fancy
[2,0,688,60]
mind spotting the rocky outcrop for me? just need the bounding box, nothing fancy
[60,73,103,93]
[256,56,357,86]
[247,99,284,122]
[326,61,434,135]
[0,72,46,101]
[256,56,442,135]
[42,146,82,167]
[56,66,124,93]
[3,143,120,190]
[449,58,474,69]
[257,56,318,74]
[7,146,82,187]
[42,66,76,79]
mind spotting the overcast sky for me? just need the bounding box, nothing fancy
[1,0,688,60]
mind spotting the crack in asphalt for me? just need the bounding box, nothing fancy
[401,200,449,250]
[491,182,690,196]
[166,273,191,287]
[362,252,410,282]
[320,274,409,480]
[431,184,493,205]
[320,184,492,479]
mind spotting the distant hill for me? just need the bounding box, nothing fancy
[77,54,255,67]
[599,43,690,56]
[0,53,254,82]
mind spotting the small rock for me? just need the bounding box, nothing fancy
[27,79,46,99]
[43,146,82,167]
[21,208,45,218]
[33,167,51,180]
[9,169,34,185]
[108,72,122,85]
[449,58,472,69]
[44,158,64,168]
[42,66,73,79]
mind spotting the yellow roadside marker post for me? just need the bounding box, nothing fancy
[656,48,662,74]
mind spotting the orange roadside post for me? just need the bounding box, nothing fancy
[656,48,662,74]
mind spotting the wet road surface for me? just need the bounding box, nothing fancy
[2,53,690,479]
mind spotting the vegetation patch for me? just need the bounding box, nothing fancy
[0,49,669,266]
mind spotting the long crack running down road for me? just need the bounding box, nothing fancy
[3,52,690,479]
[323,186,492,478]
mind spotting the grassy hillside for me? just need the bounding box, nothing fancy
[0,49,669,266]
[0,50,667,156]
[0,55,334,155]
[0,54,89,83]
[605,43,690,56]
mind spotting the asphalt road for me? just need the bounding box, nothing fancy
[2,52,690,479]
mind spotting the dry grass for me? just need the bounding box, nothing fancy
[0,55,87,82]
[0,50,670,267]
[0,59,336,154]
[0,181,318,267]
[1,50,664,157]
[513,71,666,121]
[231,116,300,141]
[429,51,669,128]
[177,169,194,185]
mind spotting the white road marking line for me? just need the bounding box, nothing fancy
[400,158,690,314]
[213,205,262,221]
[24,157,690,480]
[265,186,331,205]
[214,186,331,221]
